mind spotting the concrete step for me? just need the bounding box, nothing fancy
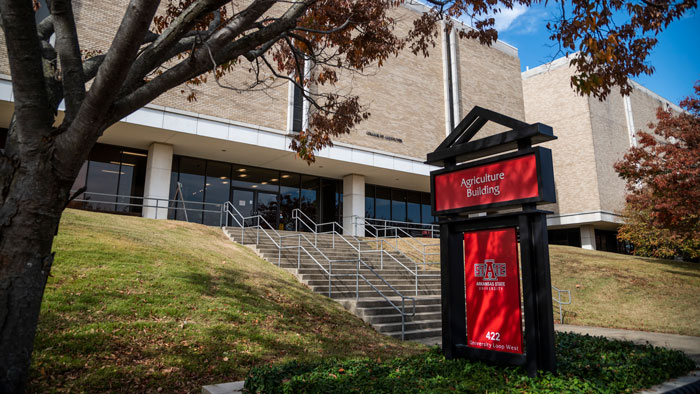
[324,289,438,298]
[389,328,442,340]
[363,311,442,324]
[352,296,442,308]
[374,319,442,333]
[358,304,442,316]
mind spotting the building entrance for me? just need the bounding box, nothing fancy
[231,189,279,229]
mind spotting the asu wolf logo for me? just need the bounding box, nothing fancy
[474,259,507,281]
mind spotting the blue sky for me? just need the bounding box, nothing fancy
[490,3,700,105]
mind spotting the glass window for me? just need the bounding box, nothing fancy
[116,149,147,214]
[231,165,279,192]
[421,192,435,224]
[168,157,180,220]
[85,144,122,212]
[177,157,206,223]
[375,186,391,221]
[320,179,338,229]
[336,181,343,224]
[365,184,375,219]
[280,172,300,230]
[300,175,319,223]
[203,161,231,225]
[406,191,421,224]
[391,189,406,223]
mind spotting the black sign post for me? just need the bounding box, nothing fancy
[427,106,558,376]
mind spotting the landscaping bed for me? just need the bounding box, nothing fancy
[245,332,696,393]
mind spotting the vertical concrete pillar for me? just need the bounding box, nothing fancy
[342,174,365,236]
[580,225,597,250]
[142,142,173,220]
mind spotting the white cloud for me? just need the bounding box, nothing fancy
[492,4,529,32]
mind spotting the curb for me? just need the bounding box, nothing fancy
[638,370,700,393]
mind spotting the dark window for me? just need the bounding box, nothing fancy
[292,84,304,132]
[177,156,206,223]
[116,149,147,214]
[301,175,320,223]
[548,228,582,247]
[406,191,421,224]
[421,193,435,224]
[203,161,231,225]
[280,172,300,230]
[231,165,279,193]
[595,229,629,254]
[375,186,391,221]
[365,184,375,219]
[320,179,338,229]
[168,157,180,219]
[84,144,122,212]
[391,189,406,222]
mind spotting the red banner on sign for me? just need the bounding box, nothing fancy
[464,228,523,354]
[434,154,538,212]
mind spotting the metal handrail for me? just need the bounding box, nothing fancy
[356,217,440,269]
[69,190,224,221]
[226,204,417,339]
[347,215,440,238]
[552,285,572,324]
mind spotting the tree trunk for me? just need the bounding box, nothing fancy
[0,127,72,392]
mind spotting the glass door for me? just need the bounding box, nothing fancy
[256,191,279,230]
[231,189,254,227]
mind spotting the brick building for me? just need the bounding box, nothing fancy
[0,3,678,253]
[522,56,683,252]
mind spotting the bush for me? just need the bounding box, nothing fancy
[245,332,695,393]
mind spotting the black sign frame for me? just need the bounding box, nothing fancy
[427,106,558,377]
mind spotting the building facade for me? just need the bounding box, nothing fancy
[522,56,683,252]
[1,4,678,253]
[0,1,524,235]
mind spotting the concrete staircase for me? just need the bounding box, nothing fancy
[223,227,442,340]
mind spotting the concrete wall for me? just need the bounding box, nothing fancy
[522,61,601,216]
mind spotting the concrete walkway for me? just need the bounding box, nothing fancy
[556,324,700,366]
[418,324,700,365]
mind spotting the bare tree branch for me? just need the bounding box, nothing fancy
[0,0,54,137]
[56,0,161,173]
[51,0,85,123]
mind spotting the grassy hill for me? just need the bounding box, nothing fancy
[30,209,420,393]
[391,237,700,336]
[548,245,700,336]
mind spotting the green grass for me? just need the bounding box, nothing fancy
[29,209,420,393]
[548,245,700,336]
[245,332,696,393]
[392,238,700,336]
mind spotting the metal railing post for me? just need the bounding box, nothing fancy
[380,241,384,270]
[297,236,301,270]
[328,262,332,298]
[356,257,360,300]
[401,298,406,340]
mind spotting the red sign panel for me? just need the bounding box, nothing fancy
[434,154,538,212]
[464,228,523,354]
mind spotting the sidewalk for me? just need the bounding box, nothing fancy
[556,324,700,365]
[416,324,700,365]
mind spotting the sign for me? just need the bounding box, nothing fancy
[434,154,539,213]
[464,228,523,354]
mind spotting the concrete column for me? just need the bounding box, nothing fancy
[142,142,173,219]
[580,225,597,250]
[342,174,365,236]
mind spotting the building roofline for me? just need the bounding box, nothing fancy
[521,55,685,112]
